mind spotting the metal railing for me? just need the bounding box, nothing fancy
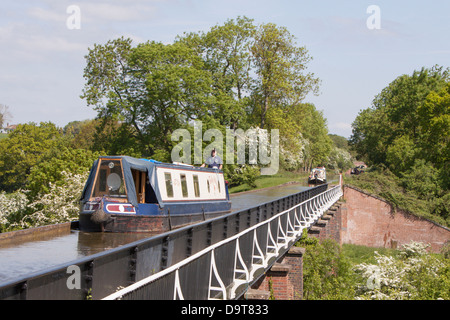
[0,184,340,300]
[103,185,342,300]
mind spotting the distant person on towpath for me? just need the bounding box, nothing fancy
[201,148,223,170]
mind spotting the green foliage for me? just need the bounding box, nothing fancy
[385,135,417,173]
[223,164,260,188]
[350,65,449,172]
[417,82,450,177]
[400,159,443,200]
[250,23,320,129]
[272,103,332,172]
[177,16,256,130]
[81,37,213,157]
[295,231,356,300]
[329,134,350,151]
[26,146,99,199]
[0,122,61,192]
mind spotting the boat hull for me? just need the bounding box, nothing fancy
[308,178,327,185]
[79,210,231,233]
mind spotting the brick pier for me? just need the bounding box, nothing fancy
[247,246,306,300]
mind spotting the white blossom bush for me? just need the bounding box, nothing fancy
[354,241,449,300]
[326,147,353,173]
[21,171,88,228]
[0,190,28,231]
[0,171,88,231]
[354,251,410,300]
[280,134,307,171]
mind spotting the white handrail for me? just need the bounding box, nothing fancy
[102,185,342,300]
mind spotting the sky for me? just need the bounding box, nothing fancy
[1,0,449,138]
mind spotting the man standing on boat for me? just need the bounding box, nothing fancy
[201,148,223,170]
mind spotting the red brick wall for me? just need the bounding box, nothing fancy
[342,185,450,252]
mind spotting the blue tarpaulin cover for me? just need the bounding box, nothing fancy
[80,156,162,208]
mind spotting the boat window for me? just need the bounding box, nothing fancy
[207,179,210,194]
[92,160,127,199]
[193,175,200,197]
[180,174,188,198]
[165,172,173,198]
[217,178,221,193]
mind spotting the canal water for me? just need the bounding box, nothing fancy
[0,176,338,284]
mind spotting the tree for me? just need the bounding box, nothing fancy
[26,146,99,198]
[351,66,449,168]
[385,135,418,173]
[81,19,329,181]
[417,82,450,172]
[295,103,332,171]
[350,107,391,165]
[251,23,320,129]
[0,122,61,192]
[372,66,449,141]
[178,16,256,130]
[63,119,97,150]
[81,38,214,157]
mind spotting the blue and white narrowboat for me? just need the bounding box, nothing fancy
[79,156,231,232]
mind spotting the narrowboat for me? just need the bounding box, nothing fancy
[308,167,327,185]
[79,156,231,233]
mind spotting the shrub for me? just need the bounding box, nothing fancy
[353,241,450,300]
[295,231,356,300]
[0,171,88,231]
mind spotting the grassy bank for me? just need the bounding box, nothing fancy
[341,243,399,265]
[228,170,309,194]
